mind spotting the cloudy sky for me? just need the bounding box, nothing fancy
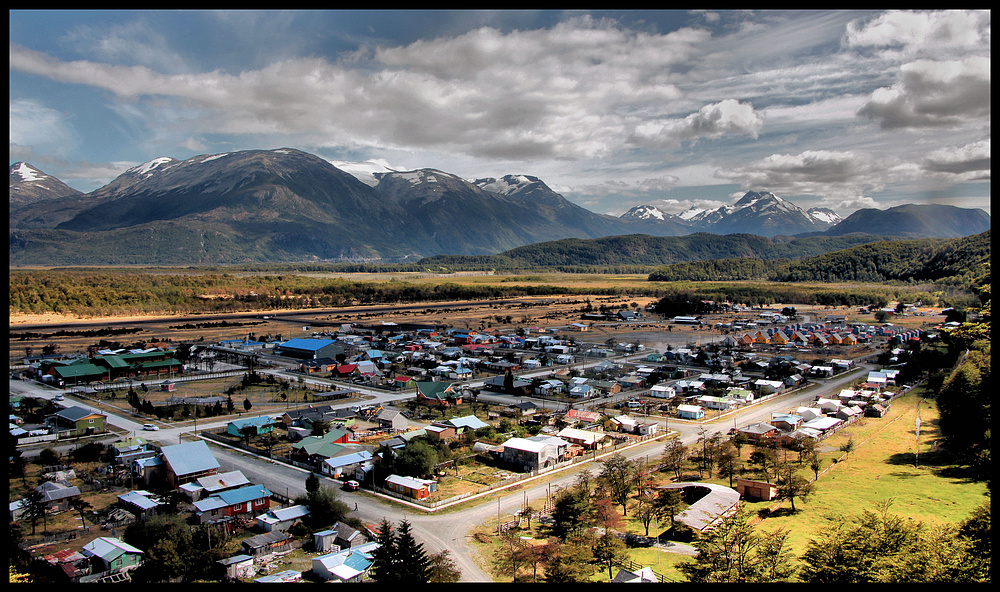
[9,9,991,217]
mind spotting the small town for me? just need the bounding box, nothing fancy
[10,298,988,583]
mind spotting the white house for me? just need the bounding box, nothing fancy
[650,384,676,399]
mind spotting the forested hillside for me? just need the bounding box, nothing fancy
[648,231,990,289]
[420,233,891,271]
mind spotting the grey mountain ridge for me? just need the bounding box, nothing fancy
[9,149,991,265]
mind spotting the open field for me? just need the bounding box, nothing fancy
[9,269,949,364]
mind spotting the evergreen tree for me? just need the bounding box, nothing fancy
[370,518,398,583]
[394,519,431,582]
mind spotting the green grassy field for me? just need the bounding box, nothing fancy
[642,385,988,581]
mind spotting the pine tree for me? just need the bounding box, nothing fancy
[394,519,432,582]
[370,518,398,583]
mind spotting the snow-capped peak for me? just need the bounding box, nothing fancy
[11,161,45,183]
[475,174,537,196]
[621,204,667,220]
[127,157,177,177]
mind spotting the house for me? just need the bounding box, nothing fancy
[676,404,705,419]
[500,436,568,471]
[225,415,275,438]
[178,470,251,501]
[865,403,889,418]
[441,414,489,435]
[330,520,367,549]
[726,388,755,405]
[801,416,843,434]
[754,379,785,395]
[556,427,607,449]
[241,531,294,558]
[569,383,594,398]
[50,406,107,436]
[159,440,220,490]
[564,408,602,425]
[424,424,456,441]
[321,450,374,480]
[649,384,676,399]
[192,484,272,524]
[290,428,356,461]
[698,395,735,411]
[768,414,804,432]
[375,408,409,432]
[415,381,463,406]
[384,474,437,499]
[35,480,82,512]
[607,414,639,434]
[81,537,143,573]
[794,407,824,422]
[116,490,162,520]
[507,401,539,418]
[836,405,864,422]
[255,504,310,532]
[658,482,740,533]
[312,541,380,582]
[738,422,779,443]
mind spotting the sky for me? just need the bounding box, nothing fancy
[9,9,991,217]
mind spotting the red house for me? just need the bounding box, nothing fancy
[192,484,272,525]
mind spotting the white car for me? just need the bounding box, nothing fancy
[53,394,64,401]
[142,424,159,431]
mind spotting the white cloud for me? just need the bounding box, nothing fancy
[629,99,763,149]
[857,56,990,129]
[921,139,990,181]
[845,10,990,56]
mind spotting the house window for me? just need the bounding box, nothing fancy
[234,503,243,511]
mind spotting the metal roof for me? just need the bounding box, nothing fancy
[160,440,220,477]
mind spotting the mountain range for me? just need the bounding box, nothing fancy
[9,148,991,265]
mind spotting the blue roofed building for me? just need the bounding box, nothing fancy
[274,338,344,360]
[226,415,276,438]
[159,440,220,489]
[193,483,272,524]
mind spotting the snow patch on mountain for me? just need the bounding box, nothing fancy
[128,157,177,177]
[12,162,44,183]
[475,175,536,196]
[330,159,400,187]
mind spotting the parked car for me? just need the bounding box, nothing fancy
[342,480,360,491]
[142,424,159,431]
[53,394,65,401]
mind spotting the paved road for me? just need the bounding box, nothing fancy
[12,358,873,582]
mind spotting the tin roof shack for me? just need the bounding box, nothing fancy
[241,531,294,559]
[216,554,254,582]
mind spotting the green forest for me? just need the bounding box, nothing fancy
[9,231,989,318]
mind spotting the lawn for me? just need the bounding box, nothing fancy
[748,385,989,560]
